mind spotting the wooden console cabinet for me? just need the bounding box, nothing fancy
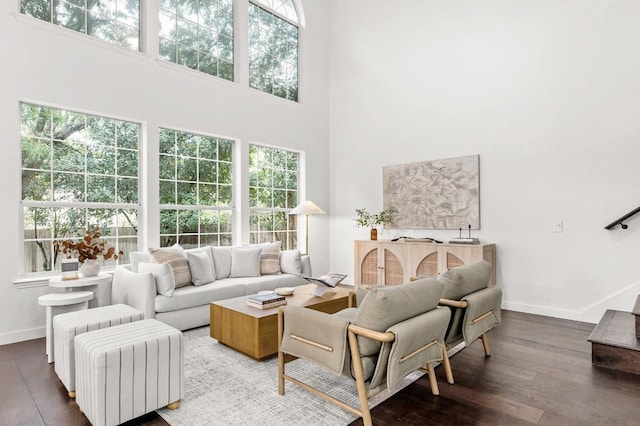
[354,240,496,288]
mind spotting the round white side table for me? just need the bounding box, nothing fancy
[48,273,112,308]
[38,291,93,364]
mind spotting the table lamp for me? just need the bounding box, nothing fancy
[289,200,326,255]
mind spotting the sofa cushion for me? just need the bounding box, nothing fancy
[211,246,232,279]
[354,278,444,356]
[138,262,175,297]
[149,247,192,288]
[280,250,302,276]
[186,250,215,286]
[260,241,281,275]
[155,280,246,313]
[230,246,262,278]
[438,260,492,301]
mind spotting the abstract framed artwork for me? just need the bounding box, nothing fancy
[383,154,480,230]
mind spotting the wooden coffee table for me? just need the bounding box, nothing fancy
[210,283,351,360]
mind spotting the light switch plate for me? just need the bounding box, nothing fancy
[554,221,563,233]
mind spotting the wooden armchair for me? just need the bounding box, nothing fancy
[277,278,451,426]
[436,260,502,384]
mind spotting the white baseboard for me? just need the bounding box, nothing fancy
[580,281,640,324]
[501,301,584,322]
[0,326,45,346]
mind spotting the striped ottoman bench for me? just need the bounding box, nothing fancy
[75,319,183,426]
[53,304,144,398]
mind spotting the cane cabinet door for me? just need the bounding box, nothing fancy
[379,243,407,286]
[408,243,440,279]
[354,240,379,287]
[355,240,496,288]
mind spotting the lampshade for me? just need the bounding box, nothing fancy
[289,200,326,216]
[289,200,325,255]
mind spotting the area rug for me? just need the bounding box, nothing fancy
[156,326,424,426]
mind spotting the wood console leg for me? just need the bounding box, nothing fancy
[166,401,180,410]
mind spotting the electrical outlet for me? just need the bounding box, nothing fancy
[554,221,563,233]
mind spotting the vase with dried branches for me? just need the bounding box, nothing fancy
[55,225,123,276]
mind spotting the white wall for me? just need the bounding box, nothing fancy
[328,0,640,323]
[0,0,331,344]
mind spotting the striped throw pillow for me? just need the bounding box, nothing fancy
[149,247,192,288]
[260,242,282,275]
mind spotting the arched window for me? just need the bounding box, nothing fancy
[248,0,301,101]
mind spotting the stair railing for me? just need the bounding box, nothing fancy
[604,206,640,230]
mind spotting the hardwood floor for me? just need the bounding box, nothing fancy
[1,310,639,425]
[349,310,640,426]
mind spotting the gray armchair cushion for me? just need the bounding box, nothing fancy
[280,306,350,374]
[381,306,450,391]
[438,260,492,301]
[354,278,444,356]
[462,286,502,344]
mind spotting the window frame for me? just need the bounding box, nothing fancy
[248,142,300,249]
[248,0,300,102]
[19,101,141,278]
[158,127,236,248]
[18,0,142,51]
[158,0,235,81]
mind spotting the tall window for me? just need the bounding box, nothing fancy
[159,0,234,80]
[249,0,299,101]
[159,128,234,248]
[249,144,298,248]
[21,103,140,274]
[20,0,140,50]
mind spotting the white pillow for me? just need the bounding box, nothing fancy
[138,262,175,297]
[280,250,302,276]
[211,246,232,279]
[187,250,215,286]
[260,241,282,275]
[230,246,262,278]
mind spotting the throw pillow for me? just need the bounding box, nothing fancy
[260,241,281,275]
[280,250,302,276]
[185,246,217,280]
[211,246,232,279]
[438,260,492,301]
[187,250,215,286]
[148,247,192,288]
[229,246,262,278]
[138,262,176,297]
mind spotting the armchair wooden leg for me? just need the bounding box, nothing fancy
[442,345,454,384]
[427,362,440,396]
[481,333,491,357]
[348,330,373,426]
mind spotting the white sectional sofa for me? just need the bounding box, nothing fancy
[112,244,311,331]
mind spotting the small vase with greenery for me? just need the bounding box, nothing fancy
[354,207,396,240]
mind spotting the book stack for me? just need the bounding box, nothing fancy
[448,237,480,244]
[246,293,287,310]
